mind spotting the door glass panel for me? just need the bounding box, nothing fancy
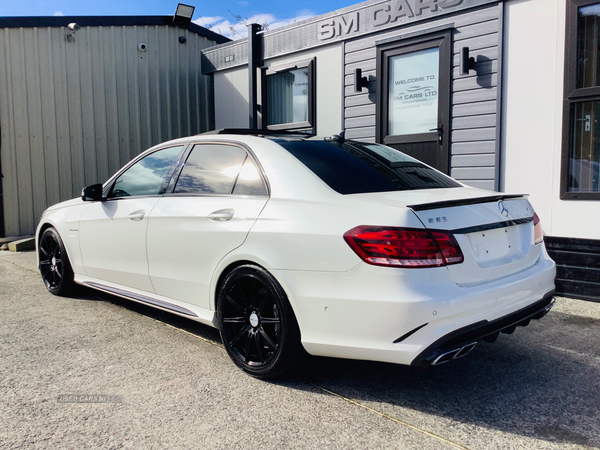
[578,4,600,88]
[174,144,247,194]
[388,47,439,135]
[110,146,183,198]
[568,101,600,192]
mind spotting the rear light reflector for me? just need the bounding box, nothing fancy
[533,213,544,244]
[343,226,464,268]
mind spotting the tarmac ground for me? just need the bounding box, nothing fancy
[1,250,599,449]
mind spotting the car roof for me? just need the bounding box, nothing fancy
[142,130,344,154]
[134,132,342,202]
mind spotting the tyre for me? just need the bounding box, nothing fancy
[217,264,305,379]
[38,227,75,296]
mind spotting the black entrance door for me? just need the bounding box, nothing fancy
[376,30,452,174]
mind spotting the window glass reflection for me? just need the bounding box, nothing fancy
[110,146,183,197]
[578,4,600,88]
[267,68,309,126]
[233,159,268,196]
[175,145,247,194]
[568,101,600,192]
[279,140,460,195]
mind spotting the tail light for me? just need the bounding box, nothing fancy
[343,226,464,268]
[533,213,544,244]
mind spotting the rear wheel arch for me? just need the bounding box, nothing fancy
[216,262,306,378]
[213,260,297,315]
[213,260,256,313]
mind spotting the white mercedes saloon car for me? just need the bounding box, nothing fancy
[36,131,556,378]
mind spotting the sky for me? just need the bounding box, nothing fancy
[0,0,355,38]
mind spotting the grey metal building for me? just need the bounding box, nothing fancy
[0,15,228,237]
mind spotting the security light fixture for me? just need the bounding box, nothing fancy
[354,68,369,93]
[173,3,195,27]
[460,47,476,75]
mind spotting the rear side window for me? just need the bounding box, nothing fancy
[233,159,268,196]
[279,140,461,194]
[175,145,246,194]
[174,144,267,196]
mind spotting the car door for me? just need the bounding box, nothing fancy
[78,145,185,292]
[146,142,269,310]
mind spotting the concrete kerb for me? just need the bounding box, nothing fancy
[8,238,36,252]
[0,236,28,244]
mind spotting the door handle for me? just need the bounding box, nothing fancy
[575,115,591,132]
[429,125,443,145]
[208,209,234,221]
[128,210,146,221]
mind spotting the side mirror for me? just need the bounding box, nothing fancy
[81,183,104,202]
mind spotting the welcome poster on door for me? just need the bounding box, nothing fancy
[388,47,439,135]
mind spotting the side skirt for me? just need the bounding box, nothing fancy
[83,281,198,317]
[76,278,217,327]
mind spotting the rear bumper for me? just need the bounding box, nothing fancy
[273,245,556,366]
[411,290,555,367]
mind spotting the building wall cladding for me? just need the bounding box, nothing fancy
[343,4,500,191]
[0,24,217,237]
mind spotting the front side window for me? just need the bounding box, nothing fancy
[562,1,600,198]
[263,59,315,131]
[109,146,183,198]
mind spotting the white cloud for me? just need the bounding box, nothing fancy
[53,11,64,16]
[239,1,249,6]
[201,10,316,39]
[265,11,315,33]
[193,16,224,27]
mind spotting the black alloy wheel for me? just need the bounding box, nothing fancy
[39,227,74,296]
[217,264,305,379]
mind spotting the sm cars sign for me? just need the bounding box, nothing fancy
[318,0,477,41]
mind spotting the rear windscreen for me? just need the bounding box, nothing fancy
[279,140,461,195]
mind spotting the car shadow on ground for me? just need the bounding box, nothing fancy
[291,311,599,448]
[83,288,598,448]
[74,286,223,343]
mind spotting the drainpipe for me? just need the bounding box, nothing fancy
[495,1,506,192]
[0,126,4,238]
[248,23,263,130]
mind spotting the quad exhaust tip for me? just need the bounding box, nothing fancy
[431,342,478,366]
[423,296,556,367]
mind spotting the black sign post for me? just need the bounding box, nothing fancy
[248,23,263,130]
